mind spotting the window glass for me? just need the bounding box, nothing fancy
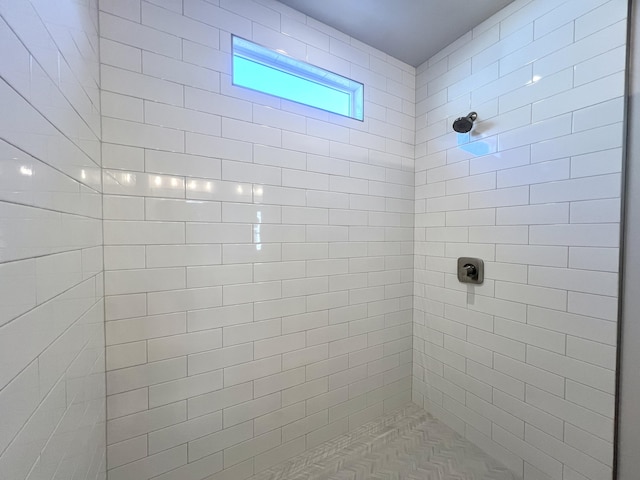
[232,36,364,121]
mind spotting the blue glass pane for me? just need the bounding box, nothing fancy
[233,56,352,117]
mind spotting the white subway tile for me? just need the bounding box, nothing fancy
[469,146,530,175]
[146,244,221,268]
[187,383,253,421]
[497,203,568,225]
[565,380,615,419]
[106,342,147,370]
[147,330,222,362]
[573,97,625,133]
[184,87,252,121]
[143,51,220,92]
[146,150,221,179]
[564,423,613,467]
[102,65,183,106]
[104,246,145,271]
[575,0,627,40]
[498,159,570,189]
[103,143,145,171]
[470,186,529,209]
[107,388,149,421]
[570,198,620,224]
[108,446,187,480]
[102,91,143,122]
[495,317,565,354]
[142,2,219,48]
[107,402,186,445]
[495,282,567,311]
[496,245,567,267]
[186,223,252,244]
[254,297,307,322]
[493,389,563,440]
[149,286,223,315]
[531,123,623,164]
[529,224,619,247]
[467,294,526,322]
[104,220,185,245]
[153,452,224,480]
[0,362,39,454]
[443,366,491,402]
[224,429,282,468]
[188,344,253,376]
[574,46,626,87]
[492,425,562,480]
[532,72,624,123]
[223,281,282,305]
[532,173,621,205]
[528,266,617,296]
[499,67,573,114]
[568,291,617,322]
[106,312,186,344]
[525,424,611,479]
[527,345,614,393]
[186,132,253,162]
[223,244,281,264]
[100,12,182,59]
[105,267,185,295]
[187,304,253,332]
[499,115,572,152]
[528,306,616,345]
[469,226,528,244]
[187,421,253,462]
[255,332,306,359]
[222,118,282,148]
[149,370,223,408]
[467,360,524,400]
[104,170,185,198]
[223,318,281,346]
[535,20,626,78]
[255,367,307,398]
[100,38,142,72]
[495,354,565,396]
[467,327,525,361]
[183,0,252,35]
[145,102,221,136]
[254,402,306,437]
[107,436,148,470]
[224,356,281,387]
[104,195,145,221]
[223,392,281,428]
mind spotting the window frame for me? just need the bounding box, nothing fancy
[231,35,364,121]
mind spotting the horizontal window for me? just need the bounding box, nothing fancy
[232,35,364,121]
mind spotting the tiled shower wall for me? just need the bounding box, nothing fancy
[413,0,626,479]
[100,0,415,478]
[0,0,105,479]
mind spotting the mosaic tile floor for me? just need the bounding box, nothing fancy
[252,404,520,480]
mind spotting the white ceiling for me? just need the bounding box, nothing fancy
[277,0,515,67]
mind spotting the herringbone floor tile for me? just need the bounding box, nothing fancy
[252,404,520,480]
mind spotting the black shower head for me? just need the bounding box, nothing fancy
[452,112,478,133]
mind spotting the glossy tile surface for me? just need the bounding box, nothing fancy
[0,0,105,478]
[413,0,625,479]
[100,0,415,478]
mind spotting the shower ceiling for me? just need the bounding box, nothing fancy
[277,0,515,67]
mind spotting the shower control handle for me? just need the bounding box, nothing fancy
[463,263,477,278]
[457,257,484,284]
